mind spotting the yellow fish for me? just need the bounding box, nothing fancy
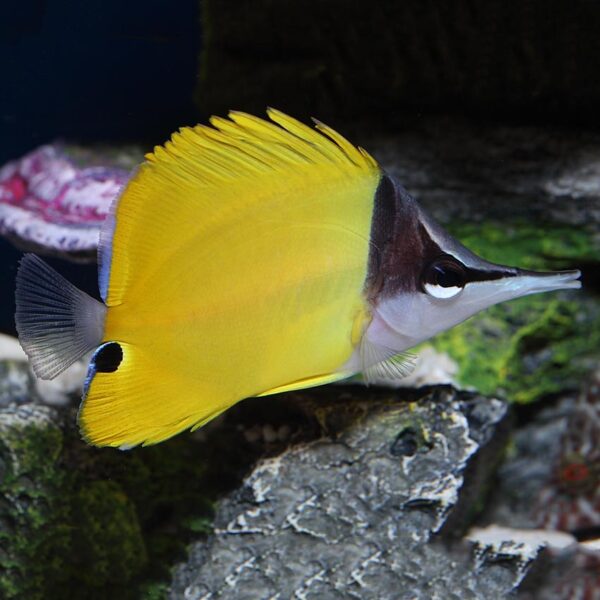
[14,109,581,448]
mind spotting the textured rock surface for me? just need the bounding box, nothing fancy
[0,392,300,599]
[0,400,209,599]
[169,387,527,599]
[484,369,600,532]
[0,334,86,407]
[480,369,600,599]
[0,404,148,599]
[369,120,600,231]
[0,360,34,407]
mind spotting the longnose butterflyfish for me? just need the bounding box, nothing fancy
[14,109,581,448]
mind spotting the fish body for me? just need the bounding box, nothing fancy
[14,110,581,448]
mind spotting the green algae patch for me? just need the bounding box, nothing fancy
[0,396,264,600]
[140,581,170,600]
[0,407,69,599]
[0,407,150,599]
[73,481,147,586]
[423,220,600,403]
[446,221,598,271]
[0,404,236,600]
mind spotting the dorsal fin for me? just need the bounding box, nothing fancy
[104,109,379,307]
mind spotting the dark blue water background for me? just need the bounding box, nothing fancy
[0,0,200,334]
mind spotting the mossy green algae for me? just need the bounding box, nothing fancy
[0,400,258,599]
[0,407,147,599]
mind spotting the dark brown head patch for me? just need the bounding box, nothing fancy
[365,174,516,301]
[366,174,443,299]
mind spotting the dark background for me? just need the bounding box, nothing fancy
[2,0,600,334]
[4,0,600,162]
[0,0,199,164]
[0,0,199,333]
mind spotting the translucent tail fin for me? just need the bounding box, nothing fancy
[15,254,107,379]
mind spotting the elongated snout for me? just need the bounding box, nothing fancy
[485,268,583,307]
[513,268,582,293]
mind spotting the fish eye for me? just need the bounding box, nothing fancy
[421,256,466,299]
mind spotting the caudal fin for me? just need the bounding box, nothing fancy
[15,254,107,379]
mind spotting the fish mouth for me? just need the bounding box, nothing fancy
[515,268,582,293]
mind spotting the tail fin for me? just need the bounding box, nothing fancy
[15,254,107,379]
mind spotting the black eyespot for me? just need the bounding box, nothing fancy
[93,342,123,373]
[421,256,466,295]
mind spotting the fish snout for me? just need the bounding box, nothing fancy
[513,268,582,293]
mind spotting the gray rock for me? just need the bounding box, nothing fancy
[0,334,86,408]
[0,361,35,407]
[368,119,600,231]
[484,368,600,532]
[479,370,600,599]
[169,387,537,599]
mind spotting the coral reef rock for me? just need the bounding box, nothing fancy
[485,368,600,532]
[168,386,545,599]
[482,368,600,600]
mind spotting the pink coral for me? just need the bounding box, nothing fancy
[0,145,130,260]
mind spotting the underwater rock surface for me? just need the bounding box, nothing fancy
[0,334,86,407]
[484,369,600,531]
[370,119,600,230]
[0,395,240,599]
[0,379,595,598]
[482,368,600,599]
[169,387,532,599]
